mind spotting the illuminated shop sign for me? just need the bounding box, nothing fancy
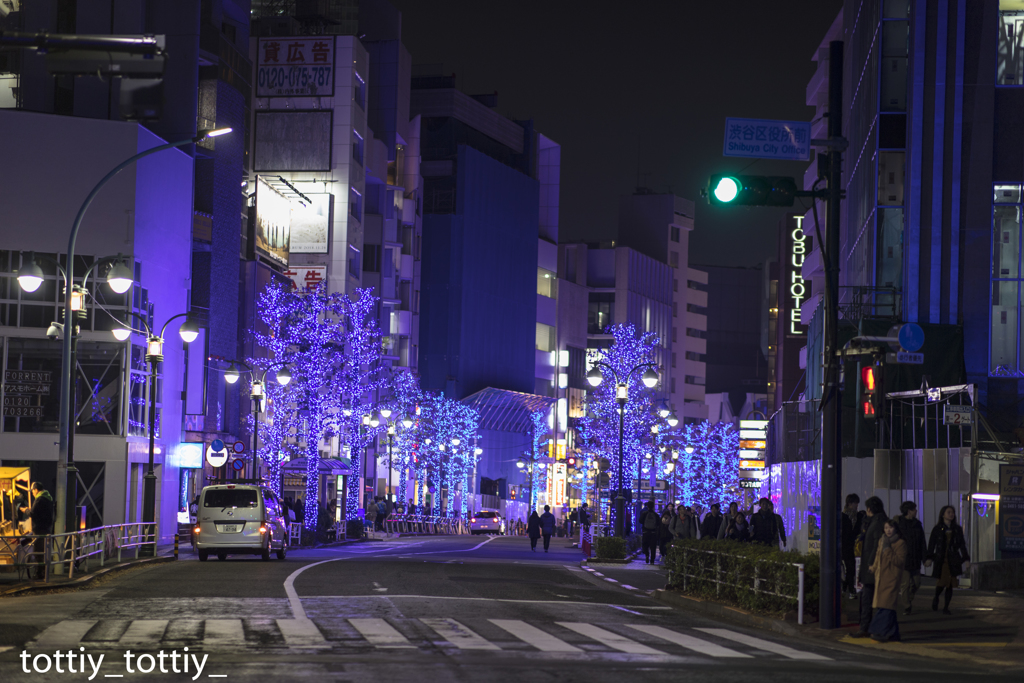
[787,216,810,336]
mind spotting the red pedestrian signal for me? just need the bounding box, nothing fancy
[861,366,879,419]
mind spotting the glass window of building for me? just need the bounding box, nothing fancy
[991,184,1024,375]
[999,5,1024,86]
[352,130,364,166]
[536,322,555,352]
[537,267,556,298]
[354,73,367,108]
[587,293,614,334]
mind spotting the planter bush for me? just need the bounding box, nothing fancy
[346,519,364,539]
[666,539,819,617]
[595,536,626,560]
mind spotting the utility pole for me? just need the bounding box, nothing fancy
[819,39,845,630]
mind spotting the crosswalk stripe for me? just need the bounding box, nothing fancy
[489,620,581,652]
[556,622,663,654]
[118,620,168,647]
[203,620,246,648]
[627,625,752,658]
[348,618,415,648]
[32,620,97,648]
[276,619,329,648]
[695,628,831,660]
[420,618,499,650]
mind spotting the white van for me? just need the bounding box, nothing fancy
[194,484,289,561]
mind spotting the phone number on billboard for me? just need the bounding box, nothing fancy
[258,66,333,96]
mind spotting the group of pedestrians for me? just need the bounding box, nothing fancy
[847,494,970,643]
[633,497,788,565]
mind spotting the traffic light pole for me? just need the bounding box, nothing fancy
[819,39,845,631]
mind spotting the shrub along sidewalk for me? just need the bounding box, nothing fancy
[666,539,819,620]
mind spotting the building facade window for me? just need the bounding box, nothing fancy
[685,328,706,339]
[684,375,705,386]
[672,352,676,368]
[349,187,362,221]
[669,251,679,268]
[537,267,557,298]
[363,244,381,273]
[536,322,556,352]
[354,73,367,108]
[348,245,361,278]
[992,184,1023,375]
[673,302,678,318]
[670,226,680,243]
[352,130,364,166]
[587,292,614,334]
[999,7,1024,86]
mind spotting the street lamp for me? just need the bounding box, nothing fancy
[112,311,199,555]
[16,251,136,531]
[378,410,411,506]
[212,358,291,480]
[48,126,231,542]
[586,358,659,537]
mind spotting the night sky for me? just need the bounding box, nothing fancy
[390,0,844,269]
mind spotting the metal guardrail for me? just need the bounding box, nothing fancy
[379,515,471,536]
[671,546,807,625]
[0,522,157,583]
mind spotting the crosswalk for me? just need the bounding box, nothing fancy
[27,617,832,662]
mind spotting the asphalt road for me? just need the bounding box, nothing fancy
[0,535,1011,682]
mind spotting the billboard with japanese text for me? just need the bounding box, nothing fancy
[257,37,335,98]
[254,176,291,267]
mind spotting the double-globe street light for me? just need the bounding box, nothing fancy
[41,125,231,540]
[16,252,133,530]
[586,359,660,538]
[112,311,201,555]
[368,407,414,506]
[224,360,292,480]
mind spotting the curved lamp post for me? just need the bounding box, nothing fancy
[50,126,231,541]
[223,360,291,481]
[16,252,133,531]
[367,408,412,507]
[586,359,659,538]
[112,311,201,555]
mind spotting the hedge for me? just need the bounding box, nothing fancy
[595,536,626,559]
[666,539,819,617]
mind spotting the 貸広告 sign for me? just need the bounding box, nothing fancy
[723,117,811,161]
[257,37,335,98]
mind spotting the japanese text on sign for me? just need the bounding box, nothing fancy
[283,265,327,293]
[723,117,811,161]
[257,37,335,97]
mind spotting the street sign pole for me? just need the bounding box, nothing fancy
[819,40,844,631]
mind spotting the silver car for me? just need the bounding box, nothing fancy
[470,510,505,535]
[194,484,288,561]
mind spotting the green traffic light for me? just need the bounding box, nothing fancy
[713,176,740,203]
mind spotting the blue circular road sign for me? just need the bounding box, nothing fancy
[231,458,245,472]
[898,323,925,352]
[211,438,225,452]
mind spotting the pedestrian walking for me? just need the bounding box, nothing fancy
[867,519,907,643]
[669,505,694,540]
[726,511,750,541]
[539,505,556,552]
[365,496,378,530]
[926,505,970,615]
[842,493,866,597]
[527,511,541,551]
[658,504,675,561]
[699,503,724,539]
[895,501,926,614]
[717,502,739,539]
[375,497,388,531]
[852,496,887,638]
[579,502,590,528]
[20,482,54,580]
[639,500,661,564]
[750,498,786,548]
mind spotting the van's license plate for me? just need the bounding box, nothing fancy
[223,525,238,533]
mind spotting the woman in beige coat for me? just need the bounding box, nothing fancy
[868,519,907,642]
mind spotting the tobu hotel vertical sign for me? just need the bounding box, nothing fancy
[785,215,812,336]
[257,37,335,97]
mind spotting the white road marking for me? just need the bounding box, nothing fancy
[604,578,619,583]
[203,619,246,648]
[31,620,97,648]
[302,594,672,609]
[276,618,329,648]
[372,581,388,592]
[420,618,499,650]
[348,618,415,648]
[556,622,663,655]
[0,646,12,654]
[628,625,752,658]
[117,619,168,647]
[621,585,638,590]
[610,605,643,615]
[592,572,605,576]
[695,628,831,660]
[489,619,581,652]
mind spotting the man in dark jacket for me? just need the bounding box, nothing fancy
[852,496,887,637]
[21,483,54,579]
[699,503,724,539]
[841,494,865,597]
[639,500,660,564]
[578,503,590,528]
[895,500,926,614]
[539,505,557,552]
[750,498,786,548]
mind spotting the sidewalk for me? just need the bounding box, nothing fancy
[653,577,1024,669]
[0,542,177,597]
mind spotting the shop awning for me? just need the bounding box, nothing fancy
[461,387,556,433]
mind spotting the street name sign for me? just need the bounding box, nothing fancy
[895,351,924,364]
[723,118,811,161]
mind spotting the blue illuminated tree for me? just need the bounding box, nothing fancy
[678,421,740,509]
[411,392,480,517]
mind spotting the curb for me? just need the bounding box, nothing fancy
[580,562,650,593]
[582,550,643,565]
[0,555,176,598]
[651,589,805,638]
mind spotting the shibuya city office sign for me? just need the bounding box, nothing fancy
[787,216,809,336]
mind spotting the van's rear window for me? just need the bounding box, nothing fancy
[204,489,258,508]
